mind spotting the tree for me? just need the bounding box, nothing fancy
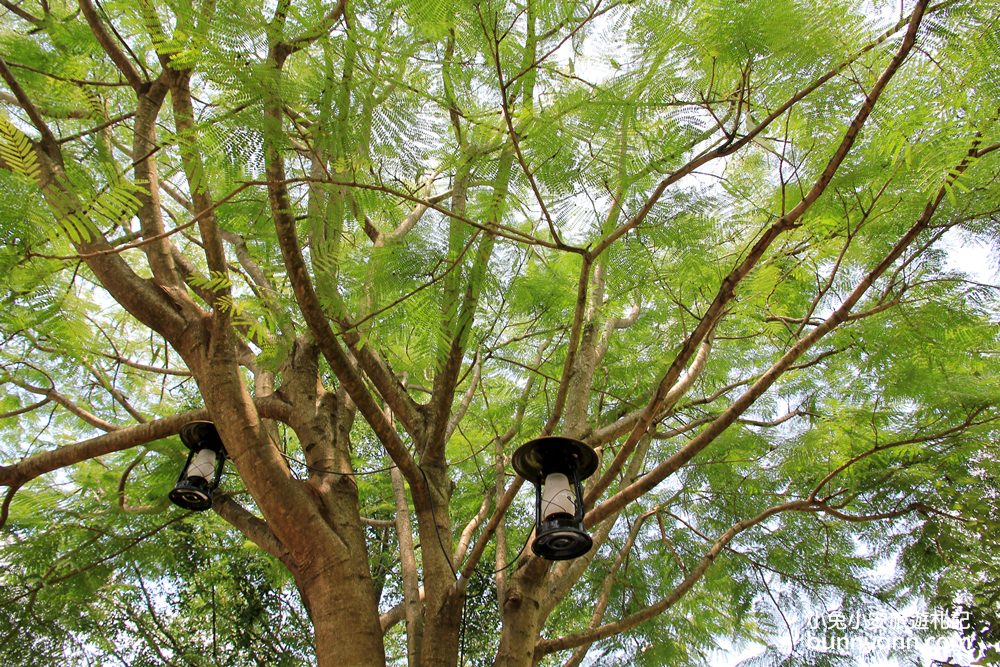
[0,0,997,664]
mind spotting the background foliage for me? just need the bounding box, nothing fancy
[1,0,998,665]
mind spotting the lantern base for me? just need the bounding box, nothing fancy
[169,477,214,511]
[533,517,593,560]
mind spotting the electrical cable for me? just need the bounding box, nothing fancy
[279,451,398,476]
[419,465,459,580]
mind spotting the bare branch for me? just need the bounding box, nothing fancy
[459,476,524,580]
[170,72,228,278]
[83,360,148,424]
[2,60,129,87]
[391,466,424,665]
[589,0,943,259]
[378,178,451,245]
[454,488,493,569]
[810,408,995,501]
[94,353,191,377]
[78,0,145,91]
[278,0,346,58]
[58,112,136,144]
[536,499,814,658]
[0,397,51,419]
[588,337,711,478]
[589,126,977,527]
[543,254,593,434]
[561,505,662,667]
[0,0,41,23]
[117,452,158,513]
[0,483,19,529]
[9,377,118,431]
[0,58,58,156]
[445,353,481,442]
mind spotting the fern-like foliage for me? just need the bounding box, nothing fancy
[0,115,40,182]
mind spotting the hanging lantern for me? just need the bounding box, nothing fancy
[169,421,227,512]
[512,436,599,561]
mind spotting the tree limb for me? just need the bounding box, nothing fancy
[78,0,145,91]
[586,0,929,506]
[262,54,425,496]
[0,398,291,488]
[536,499,815,658]
[213,492,288,560]
[589,122,976,527]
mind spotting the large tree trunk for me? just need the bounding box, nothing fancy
[414,462,465,667]
[299,555,387,667]
[419,587,465,667]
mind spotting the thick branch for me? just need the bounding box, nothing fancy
[0,398,290,488]
[213,492,288,561]
[542,254,593,435]
[391,466,423,666]
[132,74,186,290]
[261,59,424,493]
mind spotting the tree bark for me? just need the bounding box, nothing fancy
[493,557,550,667]
[297,557,387,667]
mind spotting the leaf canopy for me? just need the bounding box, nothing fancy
[0,0,998,665]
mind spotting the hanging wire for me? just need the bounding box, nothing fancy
[458,576,471,667]
[278,451,399,476]
[419,466,459,580]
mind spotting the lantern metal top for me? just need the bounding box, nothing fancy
[169,421,226,512]
[511,436,598,482]
[179,420,225,454]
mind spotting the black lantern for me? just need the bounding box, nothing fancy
[169,421,227,511]
[512,436,599,561]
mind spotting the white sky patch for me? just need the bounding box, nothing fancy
[941,227,1000,285]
